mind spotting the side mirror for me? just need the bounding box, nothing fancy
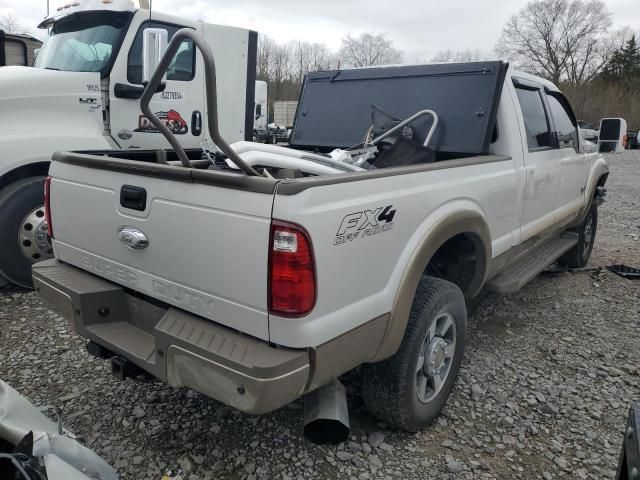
[598,117,627,154]
[142,28,168,84]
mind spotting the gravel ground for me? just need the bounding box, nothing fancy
[1,151,639,480]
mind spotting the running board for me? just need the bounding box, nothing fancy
[488,232,579,294]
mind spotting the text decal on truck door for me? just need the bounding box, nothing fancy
[334,205,396,245]
[135,110,189,135]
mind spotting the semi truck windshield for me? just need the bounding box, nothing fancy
[35,11,131,76]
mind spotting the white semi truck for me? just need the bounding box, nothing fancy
[0,0,258,287]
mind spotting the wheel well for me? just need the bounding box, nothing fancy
[0,163,50,192]
[424,233,483,297]
[595,173,609,191]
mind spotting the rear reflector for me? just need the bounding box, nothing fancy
[44,176,53,238]
[269,221,316,317]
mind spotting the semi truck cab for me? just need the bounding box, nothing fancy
[0,0,257,287]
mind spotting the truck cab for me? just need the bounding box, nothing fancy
[0,0,257,287]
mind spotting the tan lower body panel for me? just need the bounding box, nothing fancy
[32,259,309,415]
[33,259,392,412]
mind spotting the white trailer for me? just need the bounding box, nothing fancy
[273,100,298,128]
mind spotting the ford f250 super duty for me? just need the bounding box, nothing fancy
[33,29,611,440]
[0,0,257,288]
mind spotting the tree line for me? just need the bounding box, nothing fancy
[258,0,639,129]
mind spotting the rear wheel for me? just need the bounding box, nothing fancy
[361,276,466,432]
[558,204,598,268]
[0,177,52,288]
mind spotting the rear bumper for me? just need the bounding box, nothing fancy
[32,259,310,415]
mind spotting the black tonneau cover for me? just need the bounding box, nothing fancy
[289,61,508,155]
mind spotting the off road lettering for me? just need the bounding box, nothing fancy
[334,205,396,245]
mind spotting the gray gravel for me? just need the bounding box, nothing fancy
[1,151,639,480]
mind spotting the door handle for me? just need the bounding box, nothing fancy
[120,185,147,211]
[192,110,202,136]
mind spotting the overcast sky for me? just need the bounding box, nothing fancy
[2,0,639,60]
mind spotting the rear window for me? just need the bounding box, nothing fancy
[515,87,553,150]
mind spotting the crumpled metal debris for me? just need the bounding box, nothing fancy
[0,379,118,480]
[607,264,640,280]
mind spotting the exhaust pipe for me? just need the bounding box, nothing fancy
[303,380,350,444]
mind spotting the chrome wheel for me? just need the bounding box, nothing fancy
[18,205,52,263]
[582,210,595,257]
[416,312,457,403]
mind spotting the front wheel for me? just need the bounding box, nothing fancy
[361,276,466,432]
[558,204,598,269]
[0,177,53,288]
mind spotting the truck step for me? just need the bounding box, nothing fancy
[86,322,157,364]
[487,232,579,294]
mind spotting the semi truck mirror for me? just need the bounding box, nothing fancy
[142,28,169,84]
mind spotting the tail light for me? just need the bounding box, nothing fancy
[269,221,316,317]
[44,176,53,238]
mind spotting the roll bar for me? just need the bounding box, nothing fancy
[370,109,439,147]
[140,29,260,176]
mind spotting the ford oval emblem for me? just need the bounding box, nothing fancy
[118,226,149,250]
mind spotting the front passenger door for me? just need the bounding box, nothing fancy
[545,91,587,223]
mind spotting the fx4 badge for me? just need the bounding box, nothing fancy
[135,109,188,135]
[334,205,396,245]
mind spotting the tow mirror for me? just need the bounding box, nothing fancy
[598,117,627,154]
[142,28,168,84]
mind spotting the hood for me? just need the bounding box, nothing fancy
[0,66,105,139]
[0,66,101,101]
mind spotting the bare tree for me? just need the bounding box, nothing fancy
[291,41,335,81]
[0,12,22,33]
[339,32,403,68]
[496,0,613,85]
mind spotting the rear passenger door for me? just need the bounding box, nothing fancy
[544,91,586,222]
[513,79,559,239]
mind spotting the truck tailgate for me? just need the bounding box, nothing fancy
[48,160,273,341]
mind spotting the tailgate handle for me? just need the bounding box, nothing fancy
[120,185,147,211]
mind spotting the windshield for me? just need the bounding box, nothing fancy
[35,11,131,75]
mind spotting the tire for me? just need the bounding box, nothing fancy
[361,276,467,432]
[558,203,598,269]
[0,176,51,288]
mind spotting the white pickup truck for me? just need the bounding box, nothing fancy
[0,0,257,287]
[34,30,610,441]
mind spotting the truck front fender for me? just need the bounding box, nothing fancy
[371,208,491,363]
[571,156,609,228]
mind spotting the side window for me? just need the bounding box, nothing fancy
[127,22,195,84]
[515,87,553,150]
[546,93,578,151]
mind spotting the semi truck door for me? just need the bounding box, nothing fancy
[108,21,205,150]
